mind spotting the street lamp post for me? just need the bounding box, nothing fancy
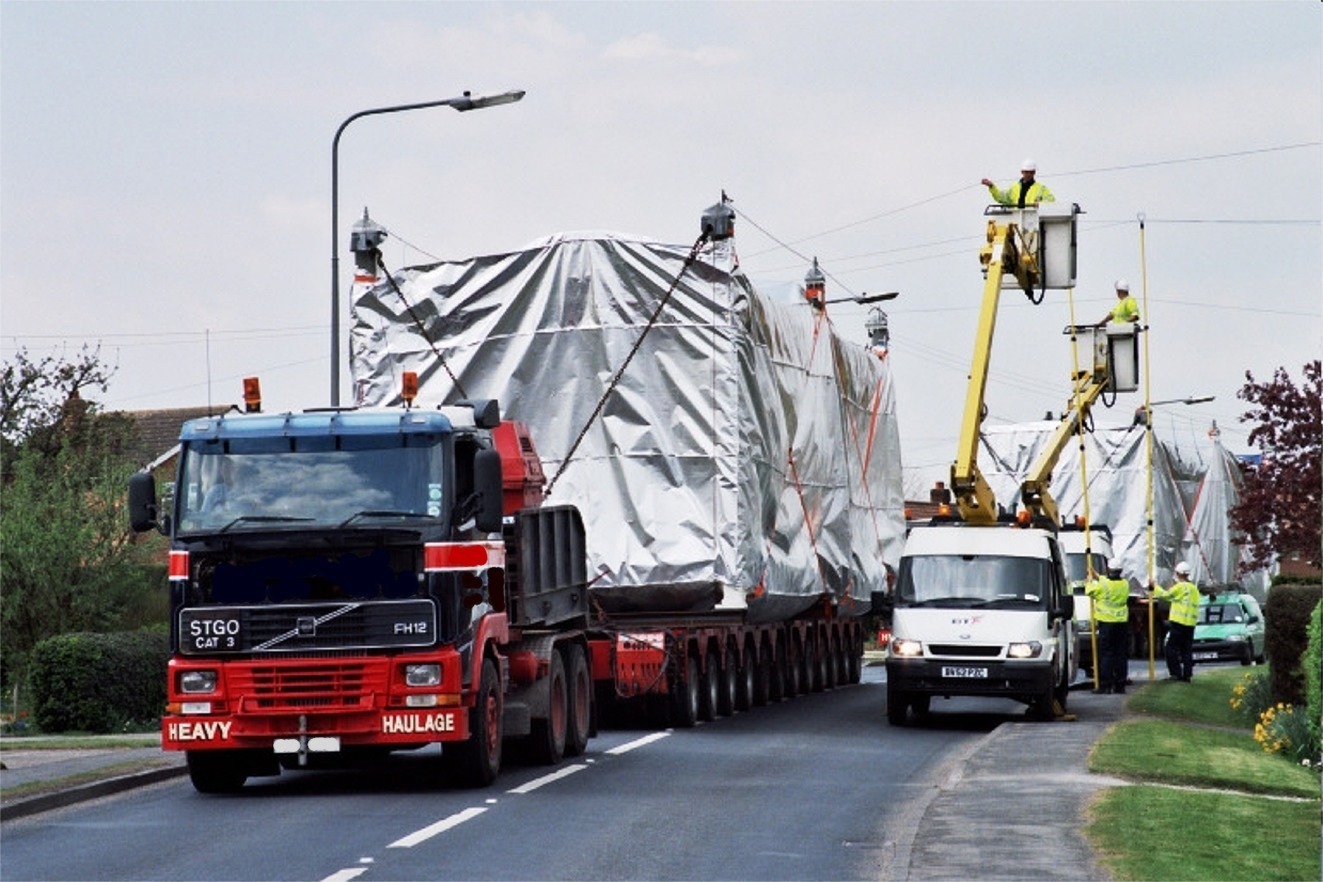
[329,90,525,406]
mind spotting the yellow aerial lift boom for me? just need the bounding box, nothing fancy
[1018,320,1138,525]
[950,203,1083,524]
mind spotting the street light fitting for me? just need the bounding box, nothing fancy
[329,89,526,406]
[822,291,901,305]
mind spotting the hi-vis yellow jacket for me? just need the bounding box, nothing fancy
[1155,580,1201,627]
[1086,576,1130,623]
[986,180,1056,207]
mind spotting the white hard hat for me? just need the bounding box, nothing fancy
[1021,159,1037,172]
[1174,561,1191,576]
[1115,279,1130,292]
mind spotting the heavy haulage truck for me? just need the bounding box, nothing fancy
[131,199,906,792]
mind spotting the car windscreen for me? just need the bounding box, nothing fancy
[1198,603,1244,625]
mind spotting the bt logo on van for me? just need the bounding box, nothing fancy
[950,615,984,626]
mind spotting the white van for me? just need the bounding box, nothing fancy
[885,522,1076,723]
[1057,524,1114,678]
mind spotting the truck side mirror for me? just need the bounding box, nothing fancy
[1056,594,1075,621]
[128,471,160,534]
[473,448,505,534]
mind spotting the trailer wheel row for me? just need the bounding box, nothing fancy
[664,622,863,729]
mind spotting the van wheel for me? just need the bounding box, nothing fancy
[1240,641,1254,666]
[886,680,908,726]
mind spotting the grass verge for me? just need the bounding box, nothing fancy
[1086,664,1321,882]
[1088,785,1320,882]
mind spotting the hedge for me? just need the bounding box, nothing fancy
[1264,580,1323,707]
[29,627,169,734]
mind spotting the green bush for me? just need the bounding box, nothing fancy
[1303,597,1321,754]
[29,628,168,733]
[1264,581,1322,705]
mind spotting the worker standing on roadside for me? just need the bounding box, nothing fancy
[982,160,1055,207]
[1086,565,1131,694]
[1152,561,1200,682]
[1096,279,1141,328]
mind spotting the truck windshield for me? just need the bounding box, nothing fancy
[897,554,1052,607]
[176,440,445,533]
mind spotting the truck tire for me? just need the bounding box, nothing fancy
[671,653,700,728]
[886,679,908,726]
[737,643,757,711]
[564,644,592,758]
[530,650,568,765]
[699,648,720,722]
[718,645,738,716]
[767,642,786,703]
[455,658,503,787]
[187,750,251,794]
[785,642,802,697]
[846,631,862,684]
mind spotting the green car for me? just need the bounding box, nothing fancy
[1192,592,1266,666]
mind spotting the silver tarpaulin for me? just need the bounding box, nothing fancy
[977,422,1266,596]
[349,231,905,622]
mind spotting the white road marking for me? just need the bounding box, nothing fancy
[605,731,671,755]
[320,868,368,882]
[505,763,588,794]
[388,806,488,848]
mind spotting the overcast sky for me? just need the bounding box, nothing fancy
[3,2,1319,492]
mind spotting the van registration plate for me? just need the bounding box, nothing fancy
[1193,652,1218,661]
[941,666,988,679]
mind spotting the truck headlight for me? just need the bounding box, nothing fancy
[405,663,441,687]
[179,670,217,694]
[891,639,923,657]
[1007,641,1043,659]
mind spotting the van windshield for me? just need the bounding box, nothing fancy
[898,554,1052,608]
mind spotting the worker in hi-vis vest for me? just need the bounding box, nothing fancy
[1086,565,1131,694]
[1152,561,1201,682]
[1096,278,1141,328]
[982,159,1055,207]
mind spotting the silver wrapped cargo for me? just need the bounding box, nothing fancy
[350,231,905,622]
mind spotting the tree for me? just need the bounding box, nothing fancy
[0,347,164,691]
[1229,360,1322,573]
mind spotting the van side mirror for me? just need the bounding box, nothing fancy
[128,471,162,534]
[473,448,505,534]
[1055,594,1075,621]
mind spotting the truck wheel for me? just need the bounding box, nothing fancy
[910,694,930,716]
[530,650,568,765]
[786,642,803,696]
[1031,681,1057,722]
[187,750,250,794]
[718,645,738,716]
[737,643,757,711]
[886,679,908,726]
[455,658,503,786]
[768,643,786,703]
[699,648,720,721]
[846,632,862,684]
[564,644,592,758]
[671,653,700,728]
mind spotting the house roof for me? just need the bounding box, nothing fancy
[119,405,237,469]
